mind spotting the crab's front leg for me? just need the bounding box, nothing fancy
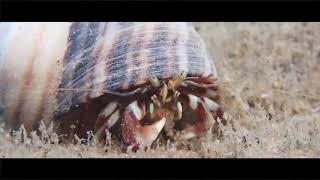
[178,94,220,140]
[94,101,121,142]
[121,100,166,149]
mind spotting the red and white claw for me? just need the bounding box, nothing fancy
[121,100,166,149]
[179,94,218,140]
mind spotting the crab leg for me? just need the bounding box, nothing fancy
[94,101,120,140]
[179,94,217,140]
[121,100,166,148]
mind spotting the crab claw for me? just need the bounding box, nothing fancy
[121,100,166,148]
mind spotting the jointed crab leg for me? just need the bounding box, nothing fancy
[94,101,120,140]
[179,94,217,140]
[174,101,183,120]
[121,100,166,148]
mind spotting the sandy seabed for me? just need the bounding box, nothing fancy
[0,22,319,158]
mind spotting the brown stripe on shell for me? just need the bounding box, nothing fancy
[106,22,138,91]
[123,23,145,89]
[171,23,189,75]
[186,41,204,76]
[12,27,43,129]
[69,22,100,107]
[185,27,200,76]
[165,23,184,78]
[188,30,214,77]
[87,23,108,99]
[121,23,139,90]
[90,24,113,100]
[57,22,83,114]
[21,24,51,130]
[33,24,70,126]
[0,23,70,130]
[105,23,133,91]
[147,23,169,79]
[57,22,101,115]
[187,26,215,77]
[91,22,118,96]
[130,23,155,88]
[167,24,208,77]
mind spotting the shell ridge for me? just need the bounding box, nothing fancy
[68,23,101,108]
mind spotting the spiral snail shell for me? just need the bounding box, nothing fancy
[0,22,223,148]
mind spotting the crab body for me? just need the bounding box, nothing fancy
[0,22,223,148]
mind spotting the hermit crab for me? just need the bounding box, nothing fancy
[0,22,223,149]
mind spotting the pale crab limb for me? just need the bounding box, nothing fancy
[203,97,219,112]
[173,91,181,99]
[205,88,219,99]
[174,101,183,121]
[183,80,217,88]
[179,94,216,140]
[205,96,224,122]
[149,75,161,88]
[151,95,161,107]
[94,101,120,139]
[121,100,166,148]
[149,103,155,119]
